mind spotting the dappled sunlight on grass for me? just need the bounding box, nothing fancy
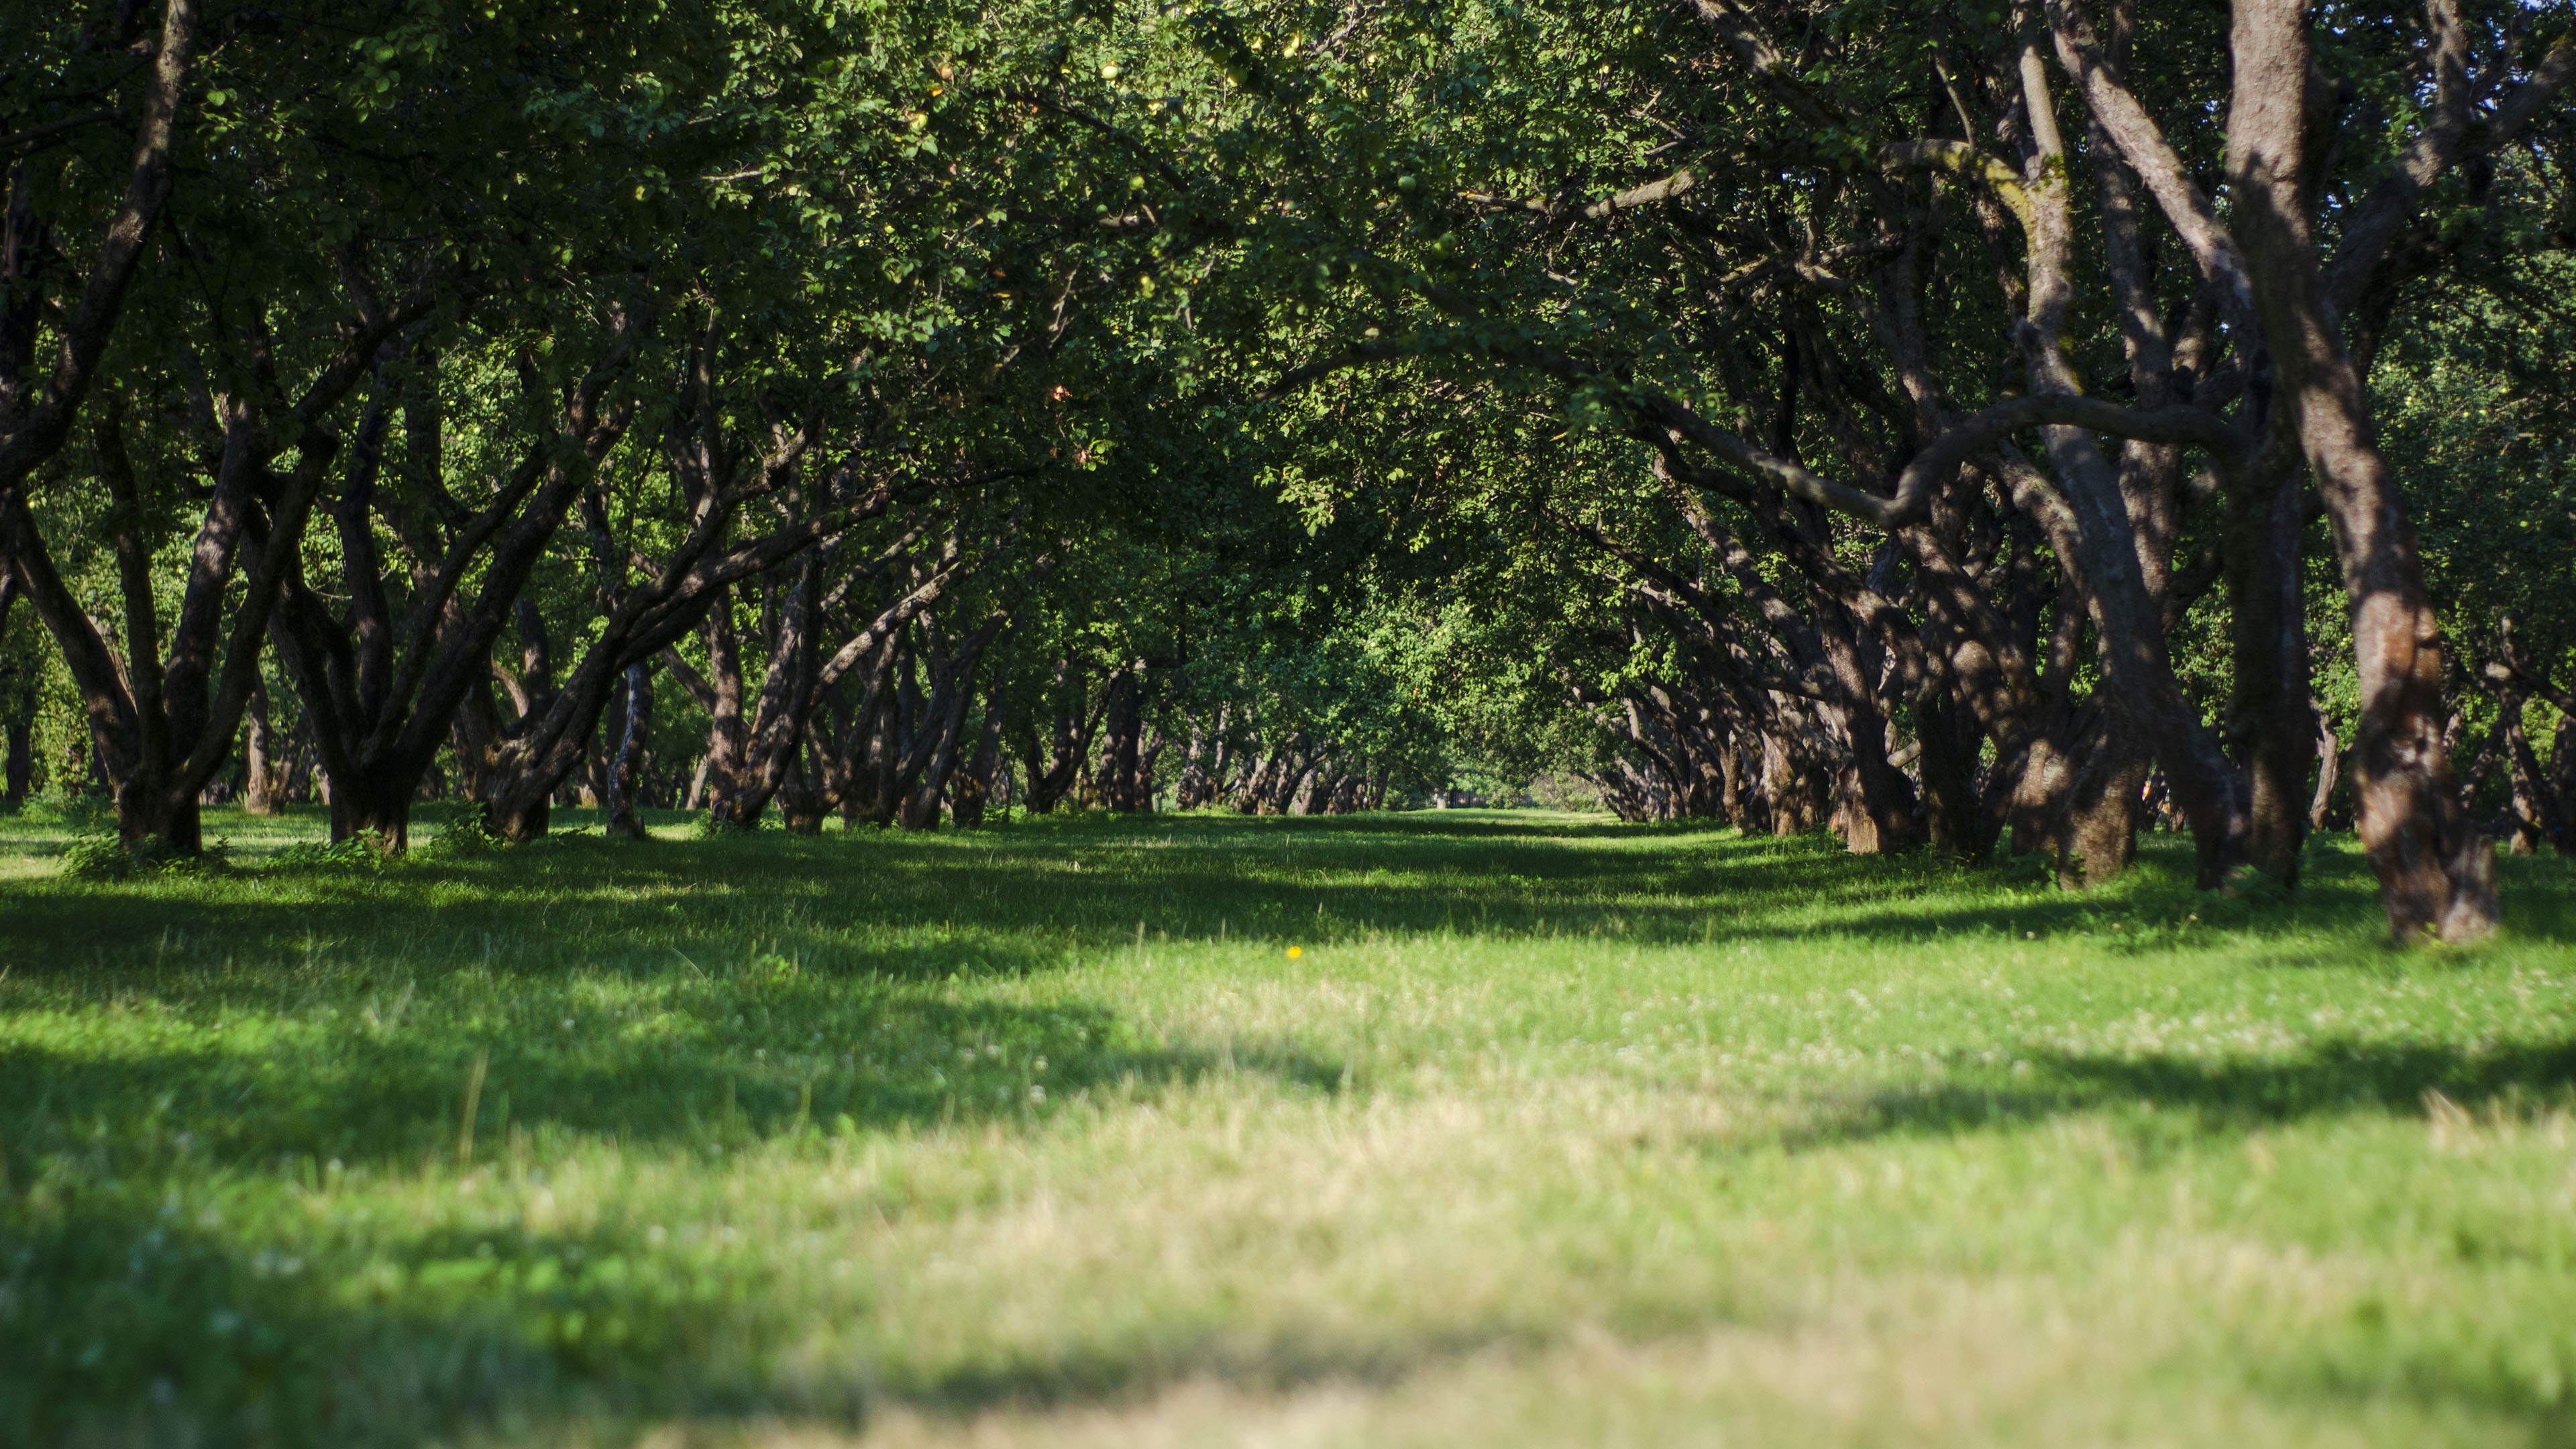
[2,806,2573,1446]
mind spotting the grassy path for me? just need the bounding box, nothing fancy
[4,807,2574,1446]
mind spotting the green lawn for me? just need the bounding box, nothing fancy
[4,806,2573,1447]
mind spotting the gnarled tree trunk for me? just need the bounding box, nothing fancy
[242,679,283,816]
[2226,0,2496,940]
[951,668,1010,829]
[603,663,653,841]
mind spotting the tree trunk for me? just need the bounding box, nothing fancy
[2227,0,2497,940]
[484,776,549,843]
[328,774,412,855]
[604,663,653,841]
[1175,711,1212,808]
[2006,88,2249,888]
[3,716,28,804]
[952,670,1009,829]
[776,731,829,835]
[892,616,1015,829]
[0,578,26,804]
[1202,706,1235,808]
[1230,754,1271,814]
[2055,699,2153,888]
[2308,707,2342,833]
[1024,658,1097,813]
[894,664,967,830]
[1910,694,1985,857]
[1814,616,1918,854]
[283,714,315,805]
[1136,723,1166,813]
[1099,667,1142,812]
[1713,728,1750,830]
[700,586,749,824]
[451,685,505,806]
[2552,716,2576,857]
[2223,454,2314,884]
[1762,727,1826,835]
[2496,692,2561,857]
[896,700,967,830]
[1268,745,1316,814]
[242,679,282,816]
[0,0,200,500]
[848,700,902,827]
[1286,758,1329,816]
[2,394,331,856]
[119,786,205,855]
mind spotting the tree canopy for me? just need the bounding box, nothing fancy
[3,0,2573,941]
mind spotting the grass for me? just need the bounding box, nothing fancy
[3,803,2574,1448]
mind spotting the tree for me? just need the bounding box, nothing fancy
[1169,0,2571,939]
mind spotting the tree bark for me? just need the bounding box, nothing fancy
[721,537,977,830]
[3,718,28,804]
[700,584,750,810]
[2226,0,2497,940]
[0,571,28,804]
[0,0,199,496]
[2048,698,2153,886]
[951,667,1009,829]
[268,307,648,851]
[1174,710,1213,809]
[2308,706,2341,833]
[1024,657,1101,813]
[2222,451,2314,883]
[894,611,1016,829]
[2500,718,2557,857]
[5,390,341,853]
[243,678,282,815]
[604,662,653,840]
[2552,716,2576,858]
[328,775,414,854]
[2011,46,2247,885]
[1099,666,1143,812]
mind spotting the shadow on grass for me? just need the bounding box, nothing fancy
[6,1165,1106,1443]
[21,1032,2576,1448]
[5,810,2575,1444]
[1120,808,1713,841]
[900,814,2574,950]
[1,1198,802,1448]
[1782,1032,2576,1156]
[1,944,1345,1446]
[0,956,1342,1179]
[3,1185,1536,1449]
[1,814,2569,994]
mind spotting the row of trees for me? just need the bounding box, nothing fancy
[3,0,2571,941]
[1220,0,2576,941]
[0,0,1420,839]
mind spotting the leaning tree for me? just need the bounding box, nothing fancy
[1154,0,2571,940]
